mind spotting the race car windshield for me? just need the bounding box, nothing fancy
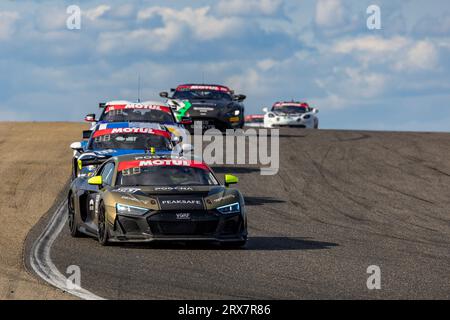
[117,166,218,186]
[100,109,175,123]
[173,90,232,101]
[272,106,307,114]
[90,134,172,151]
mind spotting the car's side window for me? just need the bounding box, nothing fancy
[100,162,115,186]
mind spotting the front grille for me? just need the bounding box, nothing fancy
[149,220,218,236]
[148,210,219,236]
[189,118,217,125]
[188,118,230,131]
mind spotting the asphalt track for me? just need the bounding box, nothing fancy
[25,128,450,299]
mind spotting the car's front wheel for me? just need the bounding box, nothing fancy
[97,202,110,246]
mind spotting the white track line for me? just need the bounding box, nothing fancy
[29,199,105,300]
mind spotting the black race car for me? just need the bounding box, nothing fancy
[160,84,246,132]
[68,154,247,247]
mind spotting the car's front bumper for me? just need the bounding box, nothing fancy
[109,210,247,242]
[186,116,244,131]
[265,116,314,128]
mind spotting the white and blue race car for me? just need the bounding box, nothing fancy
[70,122,192,179]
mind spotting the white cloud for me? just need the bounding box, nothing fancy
[110,4,135,18]
[313,66,387,109]
[0,11,19,40]
[85,5,111,21]
[216,0,282,16]
[333,36,440,72]
[33,7,67,31]
[333,36,410,54]
[395,40,439,71]
[99,5,244,54]
[315,0,344,28]
[257,59,277,71]
[310,93,348,110]
[343,68,386,98]
[138,6,243,41]
[226,69,265,96]
[97,27,180,54]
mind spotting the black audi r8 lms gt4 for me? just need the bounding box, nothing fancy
[67,154,247,247]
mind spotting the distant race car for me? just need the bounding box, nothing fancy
[244,114,265,128]
[262,101,319,129]
[84,100,191,141]
[160,84,246,132]
[70,122,191,179]
[67,154,247,247]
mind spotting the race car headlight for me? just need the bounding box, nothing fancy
[116,203,148,216]
[226,109,240,117]
[268,113,275,118]
[303,114,311,120]
[217,202,240,214]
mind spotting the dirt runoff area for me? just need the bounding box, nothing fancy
[0,122,85,299]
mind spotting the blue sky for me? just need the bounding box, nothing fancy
[1,0,450,131]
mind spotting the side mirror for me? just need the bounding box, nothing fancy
[182,144,194,152]
[159,91,169,98]
[170,88,176,92]
[262,107,269,113]
[234,94,246,102]
[313,108,319,114]
[70,141,83,151]
[88,176,102,186]
[180,116,193,125]
[224,174,239,187]
[84,113,96,122]
[99,102,106,109]
[82,130,92,139]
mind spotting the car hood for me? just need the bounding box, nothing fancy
[180,99,238,117]
[107,185,240,211]
[271,111,306,116]
[189,99,232,108]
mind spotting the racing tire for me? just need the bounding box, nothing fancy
[68,192,81,237]
[314,120,319,129]
[97,201,110,246]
